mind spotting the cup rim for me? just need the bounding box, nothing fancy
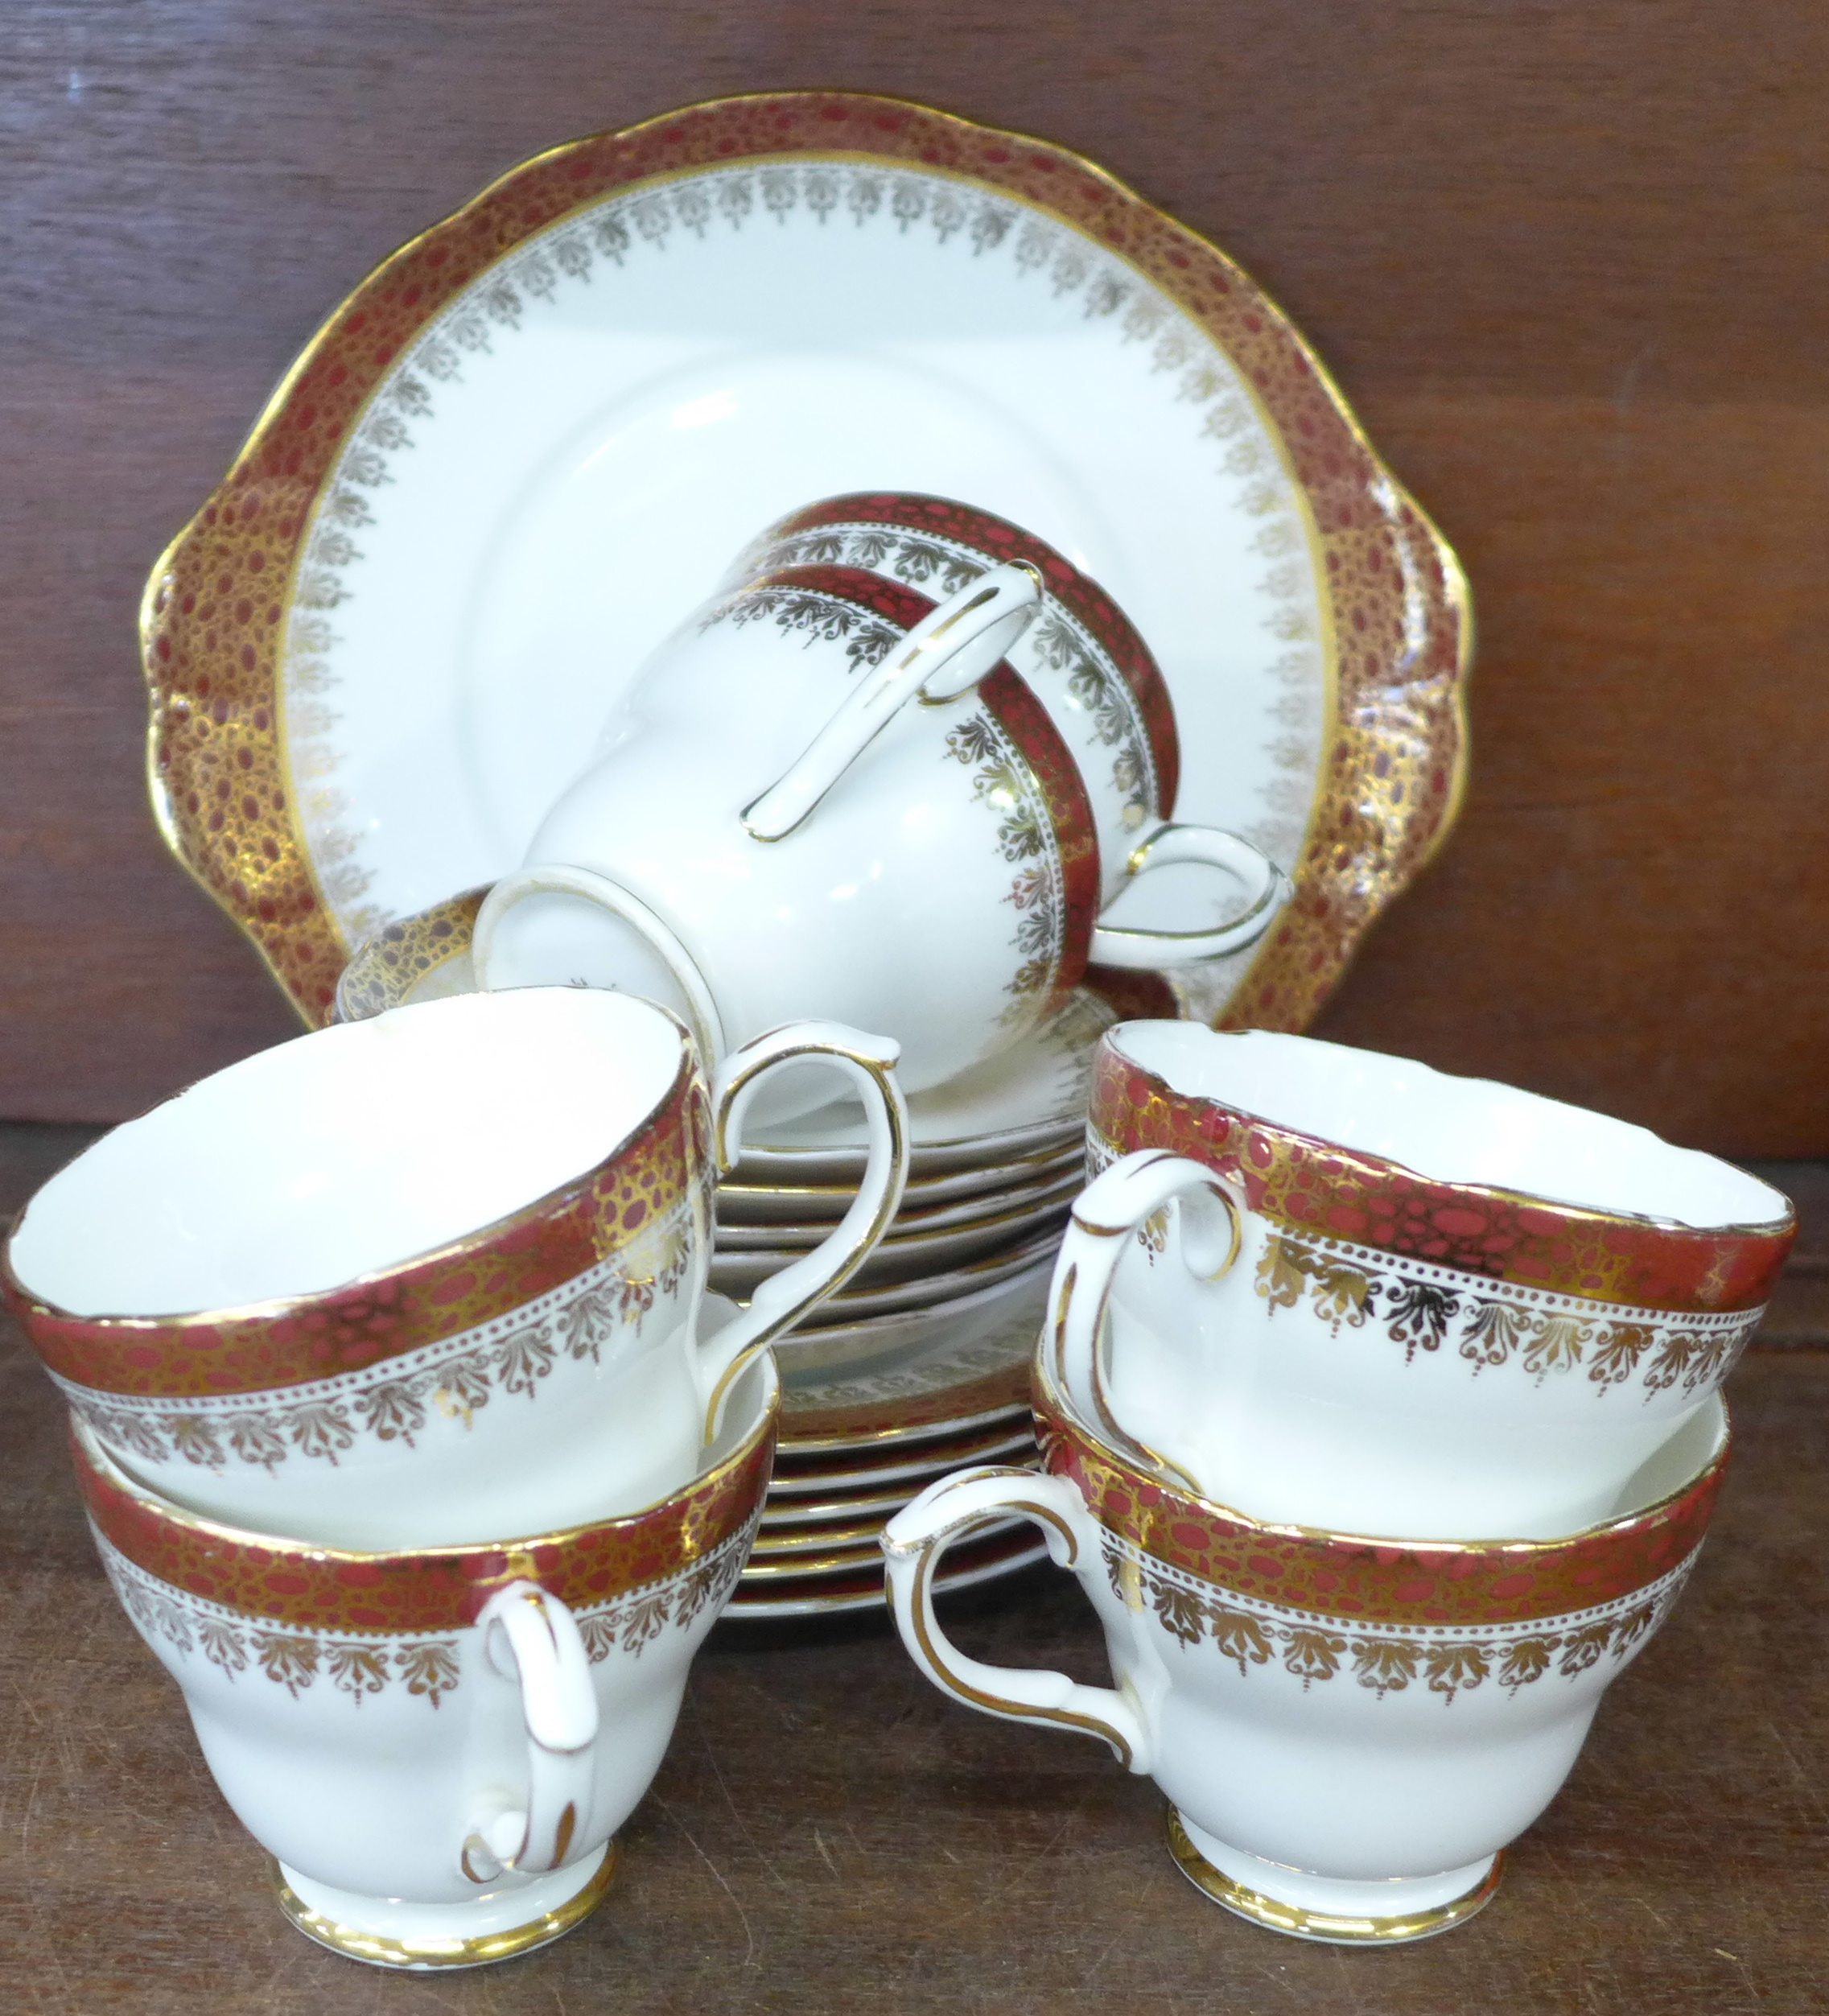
[3,987,699,1338]
[71,1354,780,1572]
[1100,1024,1794,1241]
[745,488,1180,817]
[1030,1345,1730,1560]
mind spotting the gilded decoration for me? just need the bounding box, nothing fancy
[1032,1386,1725,1629]
[741,491,1176,831]
[141,90,1467,1032]
[332,885,484,1022]
[7,1058,711,1400]
[100,1519,753,1703]
[74,1403,775,1638]
[1089,1051,1795,1313]
[1098,1529,1691,1703]
[704,562,1098,1020]
[60,1198,697,1472]
[1247,1224,1761,1400]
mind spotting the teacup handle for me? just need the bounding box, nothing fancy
[881,1466,1151,1771]
[461,1582,599,1883]
[694,1020,910,1445]
[1048,1149,1249,1487]
[742,563,1043,842]
[472,865,727,1072]
[1088,824,1290,968]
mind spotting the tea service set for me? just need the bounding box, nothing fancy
[4,484,1303,1967]
[12,93,1791,1972]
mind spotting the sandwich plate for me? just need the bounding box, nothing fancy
[146,91,1469,1038]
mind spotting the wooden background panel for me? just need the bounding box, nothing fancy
[2,1,1825,1147]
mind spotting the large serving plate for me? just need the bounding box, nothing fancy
[146,91,1469,1033]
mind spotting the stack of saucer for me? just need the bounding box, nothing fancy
[728,992,1118,1612]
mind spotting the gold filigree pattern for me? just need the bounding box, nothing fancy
[1089,1048,1794,1314]
[1032,1374,1727,1629]
[1098,1530,1690,1704]
[100,1521,753,1701]
[59,1201,696,1471]
[738,493,1172,833]
[72,1389,776,1638]
[1241,1225,1761,1400]
[332,885,484,1023]
[142,92,1466,1033]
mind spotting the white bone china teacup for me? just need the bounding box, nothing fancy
[6,988,906,1547]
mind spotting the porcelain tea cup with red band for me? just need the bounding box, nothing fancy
[473,521,1283,1115]
[4,988,906,1548]
[882,1352,1728,1946]
[1063,1023,1791,1539]
[72,1351,777,1969]
[728,491,1184,866]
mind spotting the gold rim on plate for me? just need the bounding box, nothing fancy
[142,89,1469,1033]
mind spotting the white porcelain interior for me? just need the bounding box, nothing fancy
[31,1000,905,1550]
[282,158,1331,1023]
[88,1356,774,1930]
[1110,1024,1788,1228]
[12,988,683,1317]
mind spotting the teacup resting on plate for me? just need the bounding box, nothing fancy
[883,1351,1729,1945]
[75,1353,778,1969]
[473,503,1284,1115]
[5,989,906,1547]
[1062,1022,1792,1538]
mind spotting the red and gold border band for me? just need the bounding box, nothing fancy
[1089,1045,1794,1315]
[332,885,486,1024]
[1033,1379,1724,1630]
[6,1058,709,1400]
[756,491,1180,817]
[142,90,1467,1033]
[741,566,1102,990]
[72,1402,775,1637]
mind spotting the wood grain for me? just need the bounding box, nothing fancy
[2,2,1825,1147]
[4,1284,1827,2011]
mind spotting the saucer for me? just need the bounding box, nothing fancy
[769,1250,1052,1384]
[777,1262,1044,1445]
[724,1522,1048,1620]
[147,91,1469,1034]
[715,1168,1081,1248]
[727,1227,1061,1325]
[715,1140,1084,1225]
[764,1421,1038,1496]
[712,1191,1070,1280]
[333,897,1104,1183]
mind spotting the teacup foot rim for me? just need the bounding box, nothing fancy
[1165,1810,1501,1946]
[270,1841,616,1970]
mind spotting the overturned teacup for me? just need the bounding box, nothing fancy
[6,988,905,1547]
[475,507,1283,1113]
[884,1350,1728,1945]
